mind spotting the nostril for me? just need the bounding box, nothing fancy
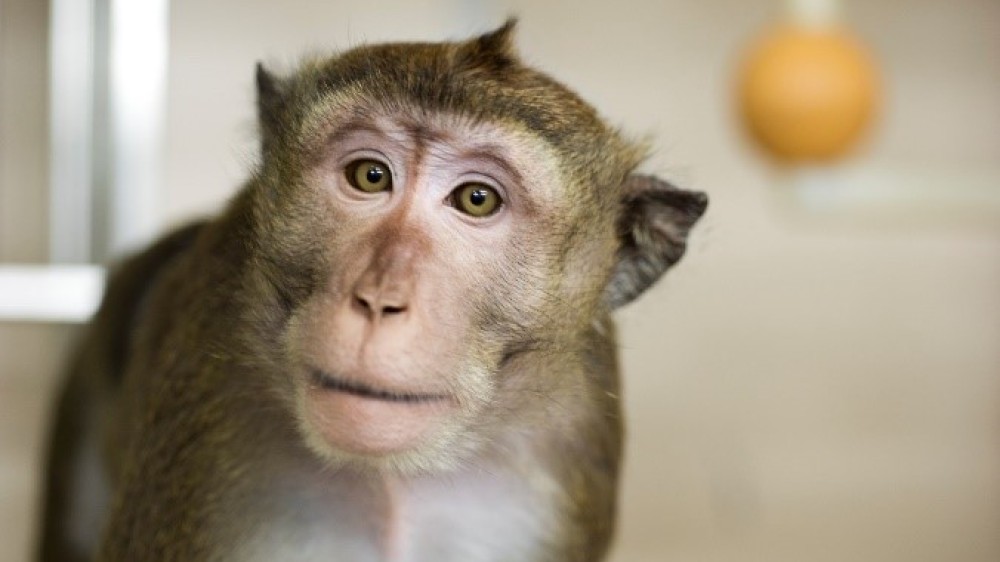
[353,296,372,313]
[382,305,406,316]
[353,294,406,319]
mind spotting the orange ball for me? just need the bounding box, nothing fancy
[738,25,880,163]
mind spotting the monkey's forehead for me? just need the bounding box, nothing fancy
[300,88,560,153]
[291,93,635,198]
[283,44,645,186]
[312,41,601,130]
[299,96,580,204]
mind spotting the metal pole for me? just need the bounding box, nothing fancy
[48,0,96,264]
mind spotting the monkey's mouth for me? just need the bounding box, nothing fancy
[311,370,449,404]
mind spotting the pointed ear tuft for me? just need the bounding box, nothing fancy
[478,17,518,56]
[606,175,708,309]
[255,62,286,154]
[461,18,519,70]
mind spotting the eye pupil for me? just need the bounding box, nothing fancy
[469,189,487,206]
[365,166,384,184]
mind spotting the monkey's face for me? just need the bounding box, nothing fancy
[251,25,707,474]
[280,108,616,473]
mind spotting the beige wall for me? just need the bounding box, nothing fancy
[1,0,998,561]
[0,2,76,562]
[0,0,49,262]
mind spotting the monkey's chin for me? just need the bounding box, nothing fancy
[301,370,459,468]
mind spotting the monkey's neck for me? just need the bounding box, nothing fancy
[382,463,561,561]
[238,452,561,562]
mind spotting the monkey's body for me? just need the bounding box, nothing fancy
[42,211,620,561]
[38,22,705,562]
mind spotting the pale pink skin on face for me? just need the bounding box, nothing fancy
[305,389,453,456]
[288,108,569,468]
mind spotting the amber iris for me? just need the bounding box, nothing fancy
[347,159,392,192]
[453,184,501,217]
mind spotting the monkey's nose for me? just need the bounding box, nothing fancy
[351,241,417,324]
[351,290,408,323]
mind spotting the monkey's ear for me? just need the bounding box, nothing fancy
[478,18,518,55]
[460,18,519,69]
[606,175,708,309]
[256,62,286,150]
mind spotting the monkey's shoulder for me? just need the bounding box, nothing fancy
[87,221,208,384]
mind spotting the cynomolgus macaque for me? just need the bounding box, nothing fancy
[38,21,707,562]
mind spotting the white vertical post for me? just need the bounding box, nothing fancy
[107,0,169,257]
[49,0,96,264]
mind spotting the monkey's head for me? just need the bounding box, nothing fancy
[246,21,706,473]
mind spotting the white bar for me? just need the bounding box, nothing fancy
[108,0,169,257]
[49,0,96,263]
[0,266,105,323]
[783,165,1000,214]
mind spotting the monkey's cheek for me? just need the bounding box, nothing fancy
[304,389,452,456]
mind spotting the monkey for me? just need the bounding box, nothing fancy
[37,20,707,562]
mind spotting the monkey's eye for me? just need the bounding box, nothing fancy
[451,183,502,217]
[345,159,392,193]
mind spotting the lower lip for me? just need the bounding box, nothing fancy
[311,370,449,404]
[305,374,452,456]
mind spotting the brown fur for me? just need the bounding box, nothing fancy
[38,21,706,562]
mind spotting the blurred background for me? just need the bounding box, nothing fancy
[1,0,998,560]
